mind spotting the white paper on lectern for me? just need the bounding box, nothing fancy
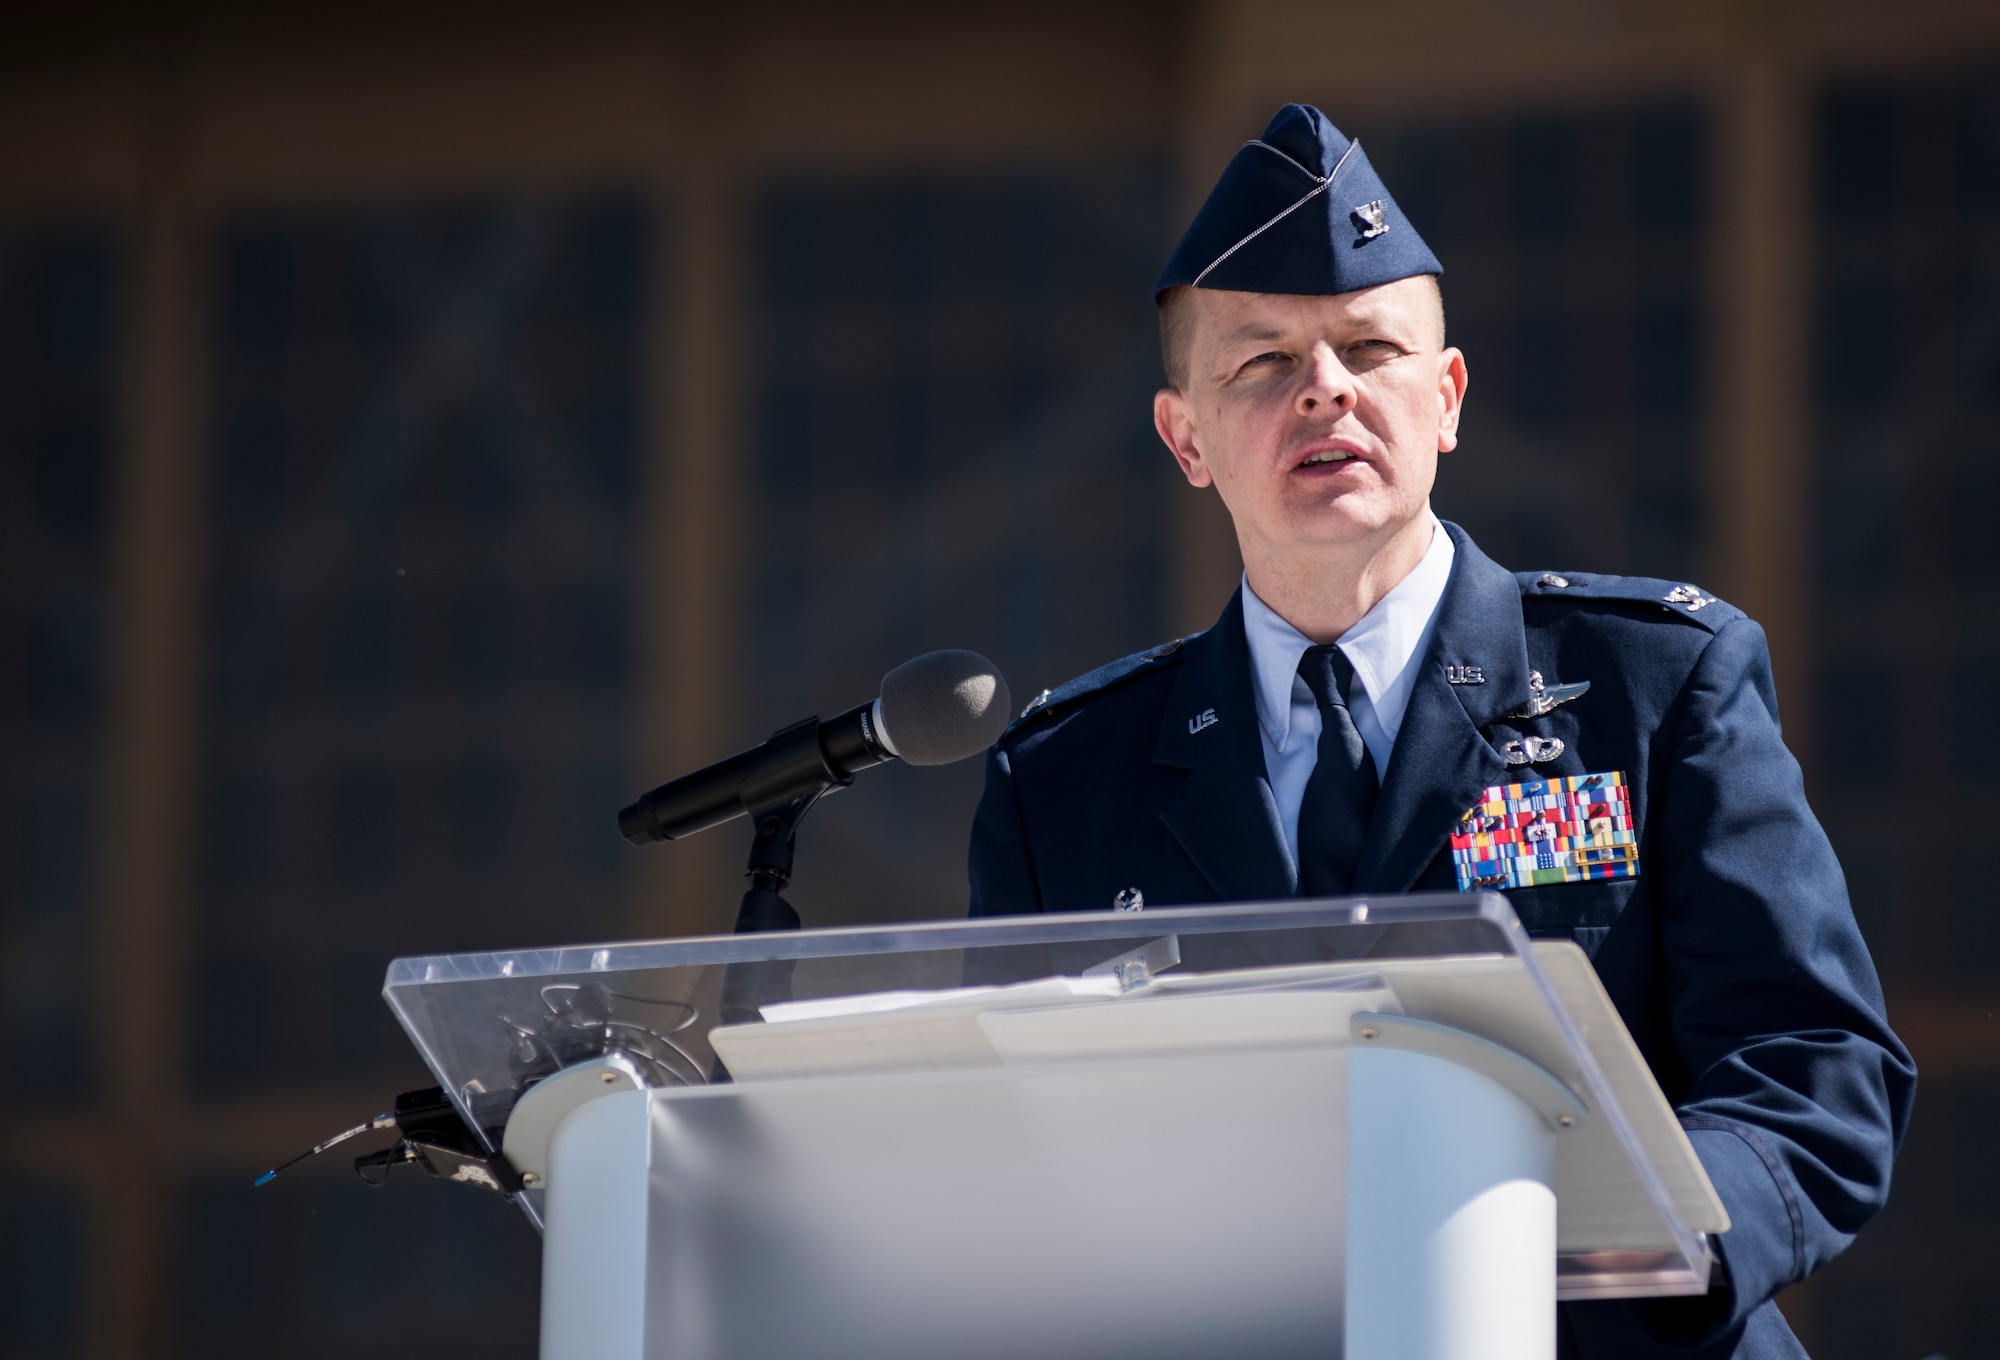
[713,966,1400,1080]
[758,974,1124,1024]
[976,981,1400,1062]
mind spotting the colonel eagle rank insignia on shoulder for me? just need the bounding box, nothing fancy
[1515,570,1744,632]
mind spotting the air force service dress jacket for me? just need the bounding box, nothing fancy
[967,521,1915,1359]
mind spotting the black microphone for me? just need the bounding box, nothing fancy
[618,650,1012,846]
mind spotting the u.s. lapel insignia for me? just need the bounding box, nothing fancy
[1451,771,1638,891]
[1444,665,1484,685]
[1506,670,1591,720]
[1188,707,1219,735]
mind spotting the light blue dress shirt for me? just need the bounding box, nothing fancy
[1240,515,1456,867]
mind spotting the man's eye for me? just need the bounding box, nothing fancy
[1243,351,1290,368]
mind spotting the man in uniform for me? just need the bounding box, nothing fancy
[967,104,1914,1358]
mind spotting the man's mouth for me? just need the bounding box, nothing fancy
[1297,449,1360,468]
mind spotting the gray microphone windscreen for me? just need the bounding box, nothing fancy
[876,650,1012,766]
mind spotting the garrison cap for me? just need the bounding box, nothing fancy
[1155,103,1442,301]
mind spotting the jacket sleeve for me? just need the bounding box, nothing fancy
[1640,616,1916,1342]
[967,742,1045,918]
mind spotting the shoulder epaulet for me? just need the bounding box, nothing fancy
[1005,633,1197,735]
[1514,570,1745,632]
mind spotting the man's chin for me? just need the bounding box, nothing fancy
[1285,504,1413,550]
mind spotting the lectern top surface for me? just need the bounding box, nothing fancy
[384,892,1720,1298]
[386,893,1514,982]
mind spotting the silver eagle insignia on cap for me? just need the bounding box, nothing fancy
[1352,200,1390,239]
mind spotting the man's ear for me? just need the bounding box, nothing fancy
[1154,388,1213,488]
[1436,347,1469,454]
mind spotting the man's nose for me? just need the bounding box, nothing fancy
[1295,344,1355,415]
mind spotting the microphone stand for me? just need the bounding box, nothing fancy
[734,790,818,933]
[715,717,851,1043]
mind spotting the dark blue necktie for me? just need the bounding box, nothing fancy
[1295,644,1379,896]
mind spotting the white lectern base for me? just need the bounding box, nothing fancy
[1348,1044,1557,1360]
[539,1044,1558,1360]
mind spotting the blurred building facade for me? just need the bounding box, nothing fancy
[0,3,1995,1356]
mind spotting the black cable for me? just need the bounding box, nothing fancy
[253,1113,396,1187]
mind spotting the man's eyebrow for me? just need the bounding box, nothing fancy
[1221,323,1291,344]
[1220,315,1411,345]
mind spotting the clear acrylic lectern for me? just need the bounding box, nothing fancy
[384,892,1725,1360]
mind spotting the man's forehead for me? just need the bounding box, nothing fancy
[1202,282,1425,340]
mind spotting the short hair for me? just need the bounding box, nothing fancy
[1157,285,1199,392]
[1156,275,1448,391]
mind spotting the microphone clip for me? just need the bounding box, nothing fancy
[734,790,818,934]
[351,1133,521,1196]
[351,1087,525,1195]
[255,1086,523,1198]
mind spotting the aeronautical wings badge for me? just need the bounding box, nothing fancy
[1504,670,1590,720]
[1450,771,1638,892]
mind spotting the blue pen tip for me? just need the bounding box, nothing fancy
[253,1170,276,1187]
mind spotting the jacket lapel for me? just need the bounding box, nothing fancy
[1353,523,1531,893]
[1153,591,1297,901]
